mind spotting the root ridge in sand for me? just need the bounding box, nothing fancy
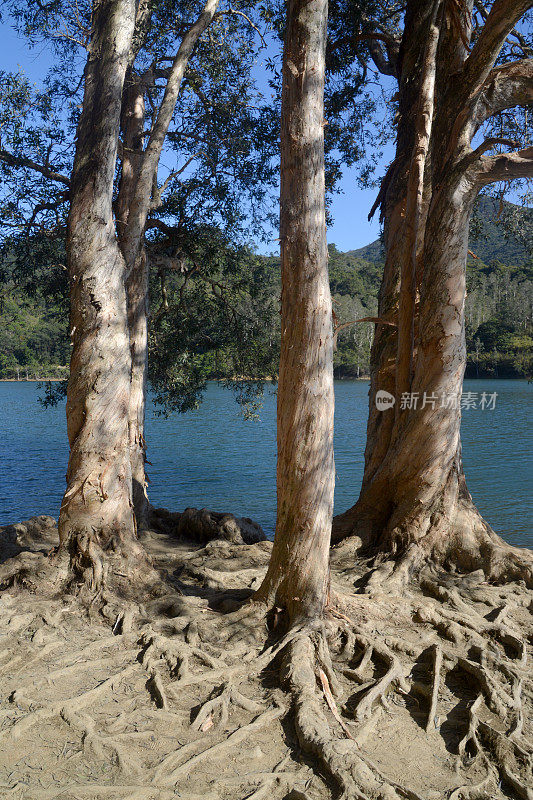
[0,516,531,799]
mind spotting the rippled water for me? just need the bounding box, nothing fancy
[0,379,531,548]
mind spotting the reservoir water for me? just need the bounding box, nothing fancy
[0,379,531,548]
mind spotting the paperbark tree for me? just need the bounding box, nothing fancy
[250,5,416,792]
[0,0,275,534]
[57,0,220,591]
[115,0,220,524]
[255,0,334,624]
[57,0,152,591]
[333,0,533,588]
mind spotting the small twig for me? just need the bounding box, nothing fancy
[216,9,267,48]
[318,668,357,742]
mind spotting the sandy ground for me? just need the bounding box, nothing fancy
[0,515,531,800]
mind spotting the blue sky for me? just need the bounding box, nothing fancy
[0,18,391,253]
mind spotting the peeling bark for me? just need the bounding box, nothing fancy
[255,0,334,623]
[58,0,152,592]
[116,0,220,527]
[333,0,533,587]
[117,73,150,524]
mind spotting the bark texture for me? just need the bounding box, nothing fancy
[117,73,150,524]
[58,0,150,591]
[255,0,333,623]
[116,0,220,526]
[333,0,533,588]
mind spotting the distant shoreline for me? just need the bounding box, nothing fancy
[1,376,528,385]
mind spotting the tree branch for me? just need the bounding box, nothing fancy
[141,0,219,183]
[463,0,533,97]
[216,9,267,48]
[123,0,219,255]
[474,58,533,125]
[475,145,533,185]
[150,153,201,210]
[328,31,400,77]
[26,191,70,232]
[367,37,398,76]
[0,149,71,187]
[472,137,520,156]
[145,218,176,236]
[474,0,532,58]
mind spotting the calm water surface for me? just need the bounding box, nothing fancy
[0,380,531,548]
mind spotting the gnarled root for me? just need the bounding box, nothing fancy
[410,575,533,799]
[0,517,68,593]
[191,681,264,731]
[148,506,266,545]
[153,703,285,787]
[333,493,533,593]
[456,693,533,800]
[282,628,424,800]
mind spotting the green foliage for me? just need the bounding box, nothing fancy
[0,287,68,379]
[1,198,531,392]
[0,233,69,380]
[147,227,280,415]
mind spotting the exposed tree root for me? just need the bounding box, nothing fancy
[282,628,425,800]
[153,704,285,786]
[2,664,138,743]
[425,643,442,733]
[0,549,67,594]
[215,753,310,799]
[148,505,266,545]
[1,518,531,799]
[191,681,264,731]
[3,785,216,800]
[60,706,145,776]
[333,500,533,593]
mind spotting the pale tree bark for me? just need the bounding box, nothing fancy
[255,0,334,623]
[341,1,437,499]
[333,0,533,588]
[117,0,220,527]
[58,0,153,592]
[116,73,150,524]
[395,0,440,402]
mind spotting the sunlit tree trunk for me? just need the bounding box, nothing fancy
[58,0,151,591]
[116,0,219,527]
[117,73,150,525]
[255,0,334,623]
[333,0,533,587]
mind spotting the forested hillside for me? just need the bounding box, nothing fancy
[1,197,531,384]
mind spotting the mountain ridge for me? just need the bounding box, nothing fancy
[346,196,532,267]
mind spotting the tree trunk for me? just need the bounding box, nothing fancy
[336,176,532,587]
[58,0,152,592]
[255,0,334,623]
[117,73,150,526]
[115,0,219,527]
[333,0,533,588]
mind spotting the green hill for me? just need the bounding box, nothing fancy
[347,196,532,268]
[0,197,531,384]
[469,196,532,266]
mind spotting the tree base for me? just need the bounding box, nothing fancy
[1,518,531,799]
[333,496,533,591]
[0,505,267,608]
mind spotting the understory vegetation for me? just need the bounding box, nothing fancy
[1,196,532,386]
